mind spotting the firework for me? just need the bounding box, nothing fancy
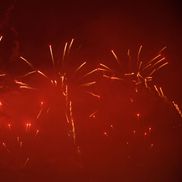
[91,46,182,159]
[12,39,100,152]
[0,35,182,181]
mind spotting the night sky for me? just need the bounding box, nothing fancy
[0,0,182,181]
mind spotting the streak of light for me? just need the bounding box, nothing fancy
[144,78,148,88]
[97,68,109,72]
[159,87,165,97]
[127,49,131,63]
[80,81,96,87]
[154,85,161,96]
[65,114,70,123]
[147,54,162,65]
[19,56,34,69]
[138,61,143,71]
[137,45,143,68]
[62,42,68,62]
[103,75,123,80]
[156,62,168,71]
[86,91,101,99]
[152,57,166,67]
[49,45,55,67]
[36,107,43,120]
[124,72,135,76]
[22,70,37,77]
[19,85,35,90]
[0,73,6,77]
[75,61,87,72]
[37,70,49,79]
[149,62,168,76]
[159,46,167,53]
[14,80,29,86]
[99,63,113,72]
[82,68,99,78]
[68,38,74,53]
[111,50,120,64]
[172,101,182,118]
[69,101,76,145]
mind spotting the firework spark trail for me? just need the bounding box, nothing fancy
[86,91,101,99]
[37,70,49,79]
[172,101,182,118]
[154,85,162,97]
[99,63,113,72]
[36,105,44,120]
[49,45,55,68]
[14,80,29,86]
[19,56,34,69]
[21,70,37,77]
[137,45,143,67]
[82,68,100,78]
[159,87,165,97]
[127,49,132,71]
[62,42,68,62]
[111,49,120,64]
[0,73,6,77]
[69,101,76,145]
[152,57,166,67]
[75,61,87,72]
[68,38,74,54]
[80,81,96,87]
[103,74,123,80]
[19,85,35,90]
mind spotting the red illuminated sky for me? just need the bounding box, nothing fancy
[0,1,182,181]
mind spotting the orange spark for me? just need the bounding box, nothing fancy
[49,45,55,67]
[111,49,120,64]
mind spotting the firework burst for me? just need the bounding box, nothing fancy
[80,45,182,166]
[0,33,182,180]
[13,39,101,152]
